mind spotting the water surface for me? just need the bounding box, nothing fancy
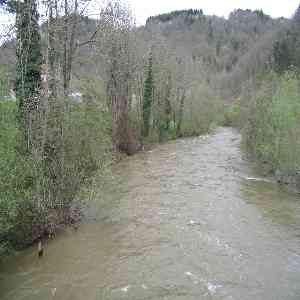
[1,127,300,300]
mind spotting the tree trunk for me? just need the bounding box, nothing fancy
[176,89,186,137]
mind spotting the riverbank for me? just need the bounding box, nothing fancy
[1,127,300,300]
[0,99,113,257]
[0,95,218,258]
[225,71,300,194]
[243,153,300,194]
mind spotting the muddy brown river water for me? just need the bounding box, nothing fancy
[1,127,300,300]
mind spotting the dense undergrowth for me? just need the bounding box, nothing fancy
[0,92,223,256]
[244,72,300,177]
[225,71,300,184]
[0,97,113,256]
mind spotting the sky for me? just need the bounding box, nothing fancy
[0,0,299,28]
[127,0,300,24]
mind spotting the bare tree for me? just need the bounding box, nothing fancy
[98,0,136,153]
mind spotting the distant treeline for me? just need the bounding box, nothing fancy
[146,9,204,25]
[229,9,271,20]
[146,8,272,25]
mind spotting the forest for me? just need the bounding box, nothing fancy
[0,0,300,256]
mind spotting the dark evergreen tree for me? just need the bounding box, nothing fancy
[146,9,204,25]
[142,52,154,138]
[15,0,42,147]
[164,71,172,131]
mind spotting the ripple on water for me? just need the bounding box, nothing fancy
[1,128,300,300]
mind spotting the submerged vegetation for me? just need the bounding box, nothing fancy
[0,0,300,255]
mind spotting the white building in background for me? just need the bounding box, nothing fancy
[1,89,16,101]
[9,89,16,100]
[69,92,82,103]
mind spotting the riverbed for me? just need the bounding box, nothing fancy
[1,127,300,299]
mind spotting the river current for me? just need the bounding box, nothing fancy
[1,127,300,300]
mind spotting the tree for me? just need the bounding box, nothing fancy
[142,51,153,137]
[62,0,79,97]
[15,0,42,149]
[175,58,187,137]
[273,38,292,73]
[273,10,300,73]
[99,0,136,153]
[163,71,172,131]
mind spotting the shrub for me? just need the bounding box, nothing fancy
[243,71,300,174]
[0,101,34,252]
[180,83,224,136]
[223,100,241,127]
[0,81,113,255]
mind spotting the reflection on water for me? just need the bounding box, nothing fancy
[1,127,300,300]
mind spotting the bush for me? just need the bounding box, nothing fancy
[180,83,224,136]
[0,101,34,252]
[0,65,10,99]
[0,81,113,255]
[243,71,300,174]
[223,100,241,127]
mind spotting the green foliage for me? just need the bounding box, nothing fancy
[254,9,270,21]
[146,9,203,25]
[65,83,112,185]
[0,101,19,251]
[57,101,111,205]
[243,71,300,173]
[0,65,9,98]
[180,84,224,136]
[0,80,112,254]
[15,0,42,133]
[142,53,153,138]
[223,101,241,127]
[273,8,300,73]
[0,101,34,252]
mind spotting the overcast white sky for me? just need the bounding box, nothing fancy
[1,0,299,27]
[128,0,300,24]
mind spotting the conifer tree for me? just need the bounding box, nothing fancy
[142,52,154,138]
[15,0,42,148]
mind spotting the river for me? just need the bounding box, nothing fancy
[1,127,300,300]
